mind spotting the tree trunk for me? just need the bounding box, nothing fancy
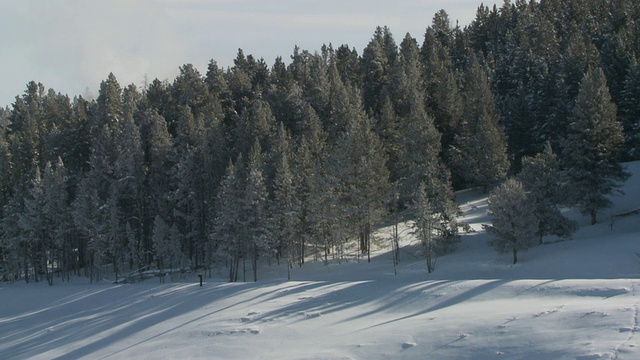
[512,248,518,264]
[591,210,597,225]
[252,241,258,282]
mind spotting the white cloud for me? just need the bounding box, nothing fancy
[0,0,496,108]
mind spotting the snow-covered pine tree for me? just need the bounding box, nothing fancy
[243,140,270,282]
[139,110,173,263]
[422,18,464,171]
[330,88,390,262]
[18,167,48,284]
[72,175,103,282]
[113,93,146,265]
[452,54,509,191]
[294,105,337,264]
[42,158,73,282]
[151,215,170,282]
[0,193,24,283]
[517,143,576,243]
[212,159,243,282]
[484,179,538,264]
[103,187,124,281]
[619,58,640,160]
[0,126,11,209]
[414,182,437,273]
[270,123,299,277]
[562,66,630,225]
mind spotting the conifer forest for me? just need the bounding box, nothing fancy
[0,0,638,284]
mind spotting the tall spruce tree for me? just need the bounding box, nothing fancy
[330,89,390,262]
[243,140,270,282]
[270,124,299,277]
[619,58,640,160]
[422,14,464,164]
[293,104,335,264]
[452,55,509,191]
[212,159,244,282]
[562,67,630,225]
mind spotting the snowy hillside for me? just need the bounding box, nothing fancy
[1,162,639,360]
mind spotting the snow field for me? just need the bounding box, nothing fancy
[1,161,639,359]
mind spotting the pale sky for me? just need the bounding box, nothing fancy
[0,0,497,108]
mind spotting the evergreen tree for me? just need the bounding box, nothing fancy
[562,67,630,224]
[205,60,236,133]
[94,73,123,134]
[293,105,335,264]
[414,182,437,273]
[72,175,104,283]
[212,159,244,282]
[42,158,73,282]
[0,193,24,282]
[242,140,270,282]
[139,110,174,262]
[334,44,361,87]
[0,126,12,209]
[270,124,299,278]
[452,55,509,191]
[422,27,464,165]
[145,78,171,120]
[152,215,182,281]
[484,179,539,265]
[361,27,394,116]
[517,143,576,243]
[113,97,146,271]
[7,83,45,193]
[330,89,390,262]
[234,99,275,159]
[18,166,48,283]
[619,58,640,160]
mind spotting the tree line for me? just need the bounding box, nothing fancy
[0,0,637,283]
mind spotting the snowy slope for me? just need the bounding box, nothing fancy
[1,162,639,360]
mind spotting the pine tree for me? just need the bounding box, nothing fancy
[243,140,270,282]
[18,166,48,283]
[42,158,73,282]
[0,127,12,209]
[422,27,464,168]
[270,124,299,278]
[7,83,45,193]
[139,110,173,261]
[484,179,539,264]
[95,73,123,135]
[452,55,509,191]
[152,215,171,281]
[71,175,102,281]
[414,182,437,273]
[619,58,640,160]
[234,99,276,159]
[169,106,207,267]
[213,159,243,282]
[517,143,576,243]
[361,27,395,116]
[330,89,390,262]
[0,192,24,283]
[562,67,630,224]
[113,99,146,272]
[293,105,334,264]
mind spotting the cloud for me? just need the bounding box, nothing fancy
[0,0,185,105]
[0,0,496,107]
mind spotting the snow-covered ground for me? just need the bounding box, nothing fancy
[2,162,639,360]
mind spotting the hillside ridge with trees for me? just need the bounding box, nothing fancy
[0,0,637,284]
